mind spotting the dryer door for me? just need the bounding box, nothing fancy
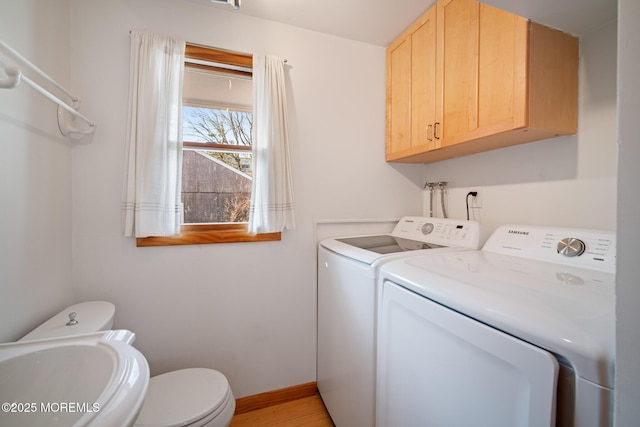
[377,280,559,427]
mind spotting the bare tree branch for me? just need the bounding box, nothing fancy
[184,107,253,174]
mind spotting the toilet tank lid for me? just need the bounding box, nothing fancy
[19,301,116,342]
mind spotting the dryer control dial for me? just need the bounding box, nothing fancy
[421,223,434,235]
[557,237,586,257]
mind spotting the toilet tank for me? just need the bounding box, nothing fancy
[19,301,116,342]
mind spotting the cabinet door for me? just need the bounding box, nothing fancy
[477,4,529,136]
[386,6,436,160]
[438,0,479,146]
[386,37,411,156]
[439,0,529,147]
[410,7,437,152]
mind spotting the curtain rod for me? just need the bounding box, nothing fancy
[128,31,287,63]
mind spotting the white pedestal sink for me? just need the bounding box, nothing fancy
[0,330,149,426]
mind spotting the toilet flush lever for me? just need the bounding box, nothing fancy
[66,312,78,326]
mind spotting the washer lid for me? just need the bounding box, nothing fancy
[135,368,230,427]
[337,235,444,254]
[320,217,484,265]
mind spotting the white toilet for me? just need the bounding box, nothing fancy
[20,301,236,427]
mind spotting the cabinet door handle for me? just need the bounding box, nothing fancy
[426,124,433,141]
[434,122,440,140]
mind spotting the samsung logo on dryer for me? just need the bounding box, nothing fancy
[508,230,529,235]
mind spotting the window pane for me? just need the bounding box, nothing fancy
[181,66,253,225]
[182,105,253,224]
[182,148,252,224]
[183,106,252,148]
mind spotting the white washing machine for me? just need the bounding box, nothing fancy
[376,225,616,427]
[317,216,486,427]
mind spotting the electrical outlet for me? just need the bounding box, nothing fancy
[469,188,482,208]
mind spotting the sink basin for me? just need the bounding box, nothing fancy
[0,330,149,426]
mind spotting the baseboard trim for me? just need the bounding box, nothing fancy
[234,381,319,415]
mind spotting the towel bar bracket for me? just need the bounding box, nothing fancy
[0,40,96,140]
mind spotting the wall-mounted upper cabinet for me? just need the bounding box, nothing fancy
[385,0,579,163]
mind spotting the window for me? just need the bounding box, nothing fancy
[182,82,252,223]
[136,44,281,246]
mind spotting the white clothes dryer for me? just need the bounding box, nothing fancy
[317,216,486,427]
[376,224,616,427]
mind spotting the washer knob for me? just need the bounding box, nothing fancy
[421,223,434,235]
[557,238,586,257]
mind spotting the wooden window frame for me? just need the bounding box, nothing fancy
[136,44,281,247]
[136,223,281,247]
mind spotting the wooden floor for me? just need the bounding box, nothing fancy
[230,394,335,427]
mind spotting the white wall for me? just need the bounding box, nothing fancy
[421,20,618,234]
[0,0,75,342]
[69,0,423,398]
[615,0,640,424]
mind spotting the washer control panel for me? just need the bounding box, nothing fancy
[483,225,616,273]
[392,217,486,249]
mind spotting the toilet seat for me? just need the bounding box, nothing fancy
[135,368,235,427]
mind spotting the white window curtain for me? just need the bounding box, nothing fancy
[121,31,185,237]
[248,55,296,234]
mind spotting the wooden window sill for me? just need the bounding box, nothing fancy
[136,223,281,247]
